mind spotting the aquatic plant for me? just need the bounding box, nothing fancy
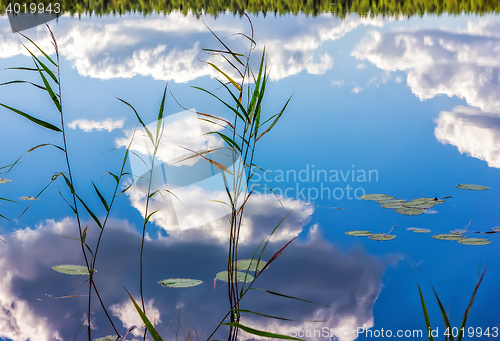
[0,18,306,341]
[415,266,488,341]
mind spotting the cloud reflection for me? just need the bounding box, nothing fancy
[435,106,500,168]
[0,215,388,341]
[0,13,384,82]
[352,17,500,112]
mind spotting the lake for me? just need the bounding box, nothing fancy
[0,2,499,340]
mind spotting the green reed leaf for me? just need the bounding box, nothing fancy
[415,280,434,341]
[0,103,61,132]
[256,95,291,141]
[75,193,103,229]
[126,289,164,341]
[117,97,154,144]
[31,57,61,112]
[18,31,58,67]
[222,322,303,341]
[92,182,110,212]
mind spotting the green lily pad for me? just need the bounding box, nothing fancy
[432,234,465,241]
[52,265,94,275]
[458,238,492,245]
[158,278,203,288]
[368,233,396,241]
[234,259,267,271]
[395,207,424,215]
[377,199,406,204]
[0,178,12,184]
[20,196,38,201]
[216,271,254,283]
[456,184,489,191]
[94,336,120,341]
[381,202,406,209]
[410,228,430,233]
[360,194,394,201]
[345,230,372,236]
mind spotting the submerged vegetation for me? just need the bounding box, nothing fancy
[1,0,500,17]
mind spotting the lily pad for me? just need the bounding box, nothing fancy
[345,230,372,236]
[94,336,120,341]
[458,238,492,245]
[432,234,465,241]
[456,184,489,191]
[377,199,406,204]
[52,265,93,275]
[0,178,12,184]
[410,228,430,233]
[216,271,254,283]
[381,202,406,209]
[158,278,203,288]
[395,207,424,216]
[368,233,396,241]
[360,194,394,201]
[234,259,267,271]
[20,196,38,201]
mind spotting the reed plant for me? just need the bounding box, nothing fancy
[414,266,488,341]
[0,17,309,341]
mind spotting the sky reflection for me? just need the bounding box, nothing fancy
[1,10,500,341]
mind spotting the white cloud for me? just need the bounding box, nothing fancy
[435,106,500,168]
[351,17,500,112]
[351,86,362,94]
[67,118,125,132]
[110,299,160,337]
[332,80,345,87]
[357,63,367,69]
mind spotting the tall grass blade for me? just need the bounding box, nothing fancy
[0,103,62,132]
[428,284,455,341]
[456,266,487,341]
[415,280,434,341]
[31,57,61,112]
[222,322,303,340]
[18,31,58,67]
[117,98,154,144]
[92,182,110,212]
[250,288,332,308]
[256,95,292,141]
[126,289,164,341]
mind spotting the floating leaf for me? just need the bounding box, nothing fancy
[234,259,267,271]
[456,184,489,191]
[52,265,93,275]
[20,196,38,201]
[94,336,120,341]
[432,234,465,241]
[458,238,492,246]
[395,207,424,216]
[216,270,253,283]
[158,278,203,288]
[368,233,396,241]
[345,230,372,236]
[360,194,394,201]
[409,228,431,233]
[0,178,12,184]
[377,199,406,204]
[381,202,406,209]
